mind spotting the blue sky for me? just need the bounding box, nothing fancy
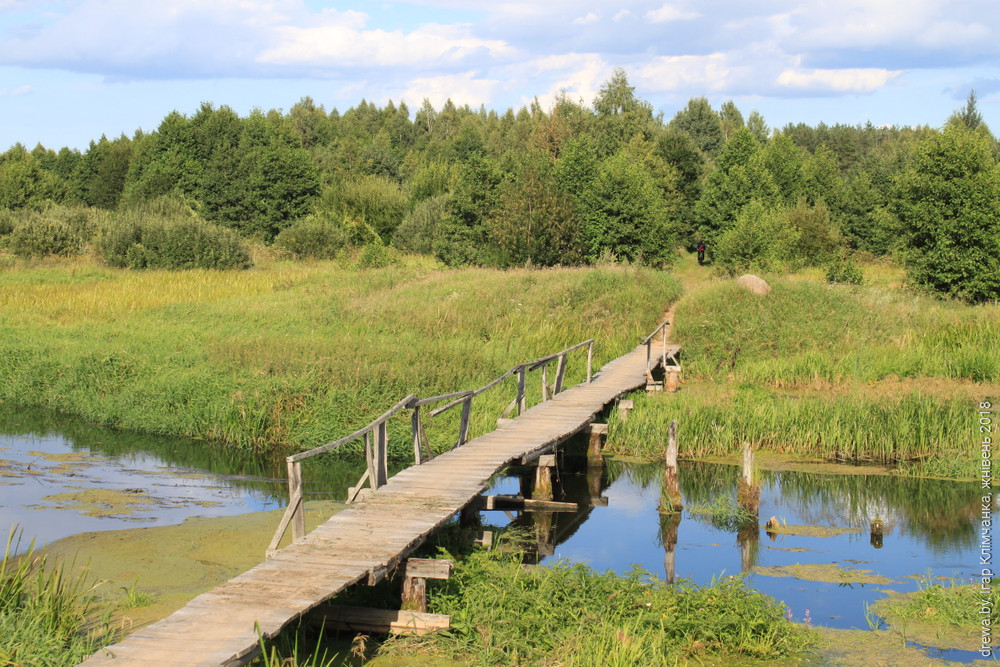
[1,0,998,151]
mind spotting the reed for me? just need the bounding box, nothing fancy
[0,525,109,666]
[607,386,982,478]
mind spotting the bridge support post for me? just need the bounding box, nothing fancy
[532,454,556,501]
[587,423,608,467]
[401,559,453,613]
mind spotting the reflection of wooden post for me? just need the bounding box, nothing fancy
[870,518,884,549]
[660,420,682,511]
[534,511,554,558]
[533,454,555,501]
[587,423,608,467]
[738,523,759,574]
[660,512,681,584]
[737,442,759,517]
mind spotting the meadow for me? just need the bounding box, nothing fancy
[606,259,1000,480]
[0,253,682,461]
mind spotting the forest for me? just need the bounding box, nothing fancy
[1,68,998,303]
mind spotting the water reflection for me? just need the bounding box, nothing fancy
[0,404,363,549]
[483,451,994,632]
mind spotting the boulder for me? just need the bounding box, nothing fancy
[735,274,771,295]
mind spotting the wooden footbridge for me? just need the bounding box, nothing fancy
[80,325,681,666]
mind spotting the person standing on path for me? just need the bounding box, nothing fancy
[697,240,706,265]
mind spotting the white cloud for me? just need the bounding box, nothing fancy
[776,67,903,93]
[613,9,632,22]
[397,71,500,109]
[573,12,598,25]
[259,22,514,68]
[645,4,700,24]
[635,53,742,92]
[0,85,33,97]
[521,53,610,109]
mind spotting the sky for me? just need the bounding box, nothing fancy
[1,0,998,151]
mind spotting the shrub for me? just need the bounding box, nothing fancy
[273,214,349,260]
[826,256,864,285]
[355,240,398,269]
[99,204,252,270]
[392,194,448,255]
[0,210,15,237]
[713,199,800,275]
[8,213,82,258]
[893,125,1000,302]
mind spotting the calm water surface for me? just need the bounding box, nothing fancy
[2,405,993,656]
[485,455,994,635]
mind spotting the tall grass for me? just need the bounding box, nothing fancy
[377,547,805,665]
[673,279,1000,385]
[0,526,108,666]
[606,274,998,479]
[608,387,975,471]
[0,258,682,457]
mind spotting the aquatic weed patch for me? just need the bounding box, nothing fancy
[378,548,805,665]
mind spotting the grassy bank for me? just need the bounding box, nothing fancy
[0,255,681,458]
[1,528,109,666]
[605,262,999,479]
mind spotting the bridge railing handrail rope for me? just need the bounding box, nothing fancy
[640,321,675,373]
[267,338,596,556]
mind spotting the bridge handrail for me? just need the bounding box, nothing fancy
[288,394,418,464]
[268,338,596,556]
[641,321,678,372]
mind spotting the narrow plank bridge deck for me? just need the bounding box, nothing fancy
[81,341,666,666]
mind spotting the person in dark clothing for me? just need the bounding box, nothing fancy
[696,241,706,265]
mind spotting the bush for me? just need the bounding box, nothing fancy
[893,125,1000,302]
[355,240,398,269]
[826,256,864,285]
[713,199,800,275]
[392,194,449,255]
[8,213,82,258]
[0,210,15,237]
[273,214,349,259]
[99,204,252,270]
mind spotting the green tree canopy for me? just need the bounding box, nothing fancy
[893,125,1000,302]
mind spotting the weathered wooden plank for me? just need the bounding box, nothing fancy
[79,341,659,666]
[318,605,451,635]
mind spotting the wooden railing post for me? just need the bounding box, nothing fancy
[586,342,593,383]
[541,363,549,401]
[456,396,472,448]
[517,366,527,414]
[411,405,423,465]
[364,432,375,489]
[288,459,305,542]
[554,353,567,394]
[375,421,388,488]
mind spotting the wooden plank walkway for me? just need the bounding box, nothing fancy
[79,341,660,666]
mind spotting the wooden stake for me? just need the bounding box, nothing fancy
[736,442,760,517]
[661,419,682,511]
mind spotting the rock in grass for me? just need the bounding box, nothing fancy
[736,274,771,295]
